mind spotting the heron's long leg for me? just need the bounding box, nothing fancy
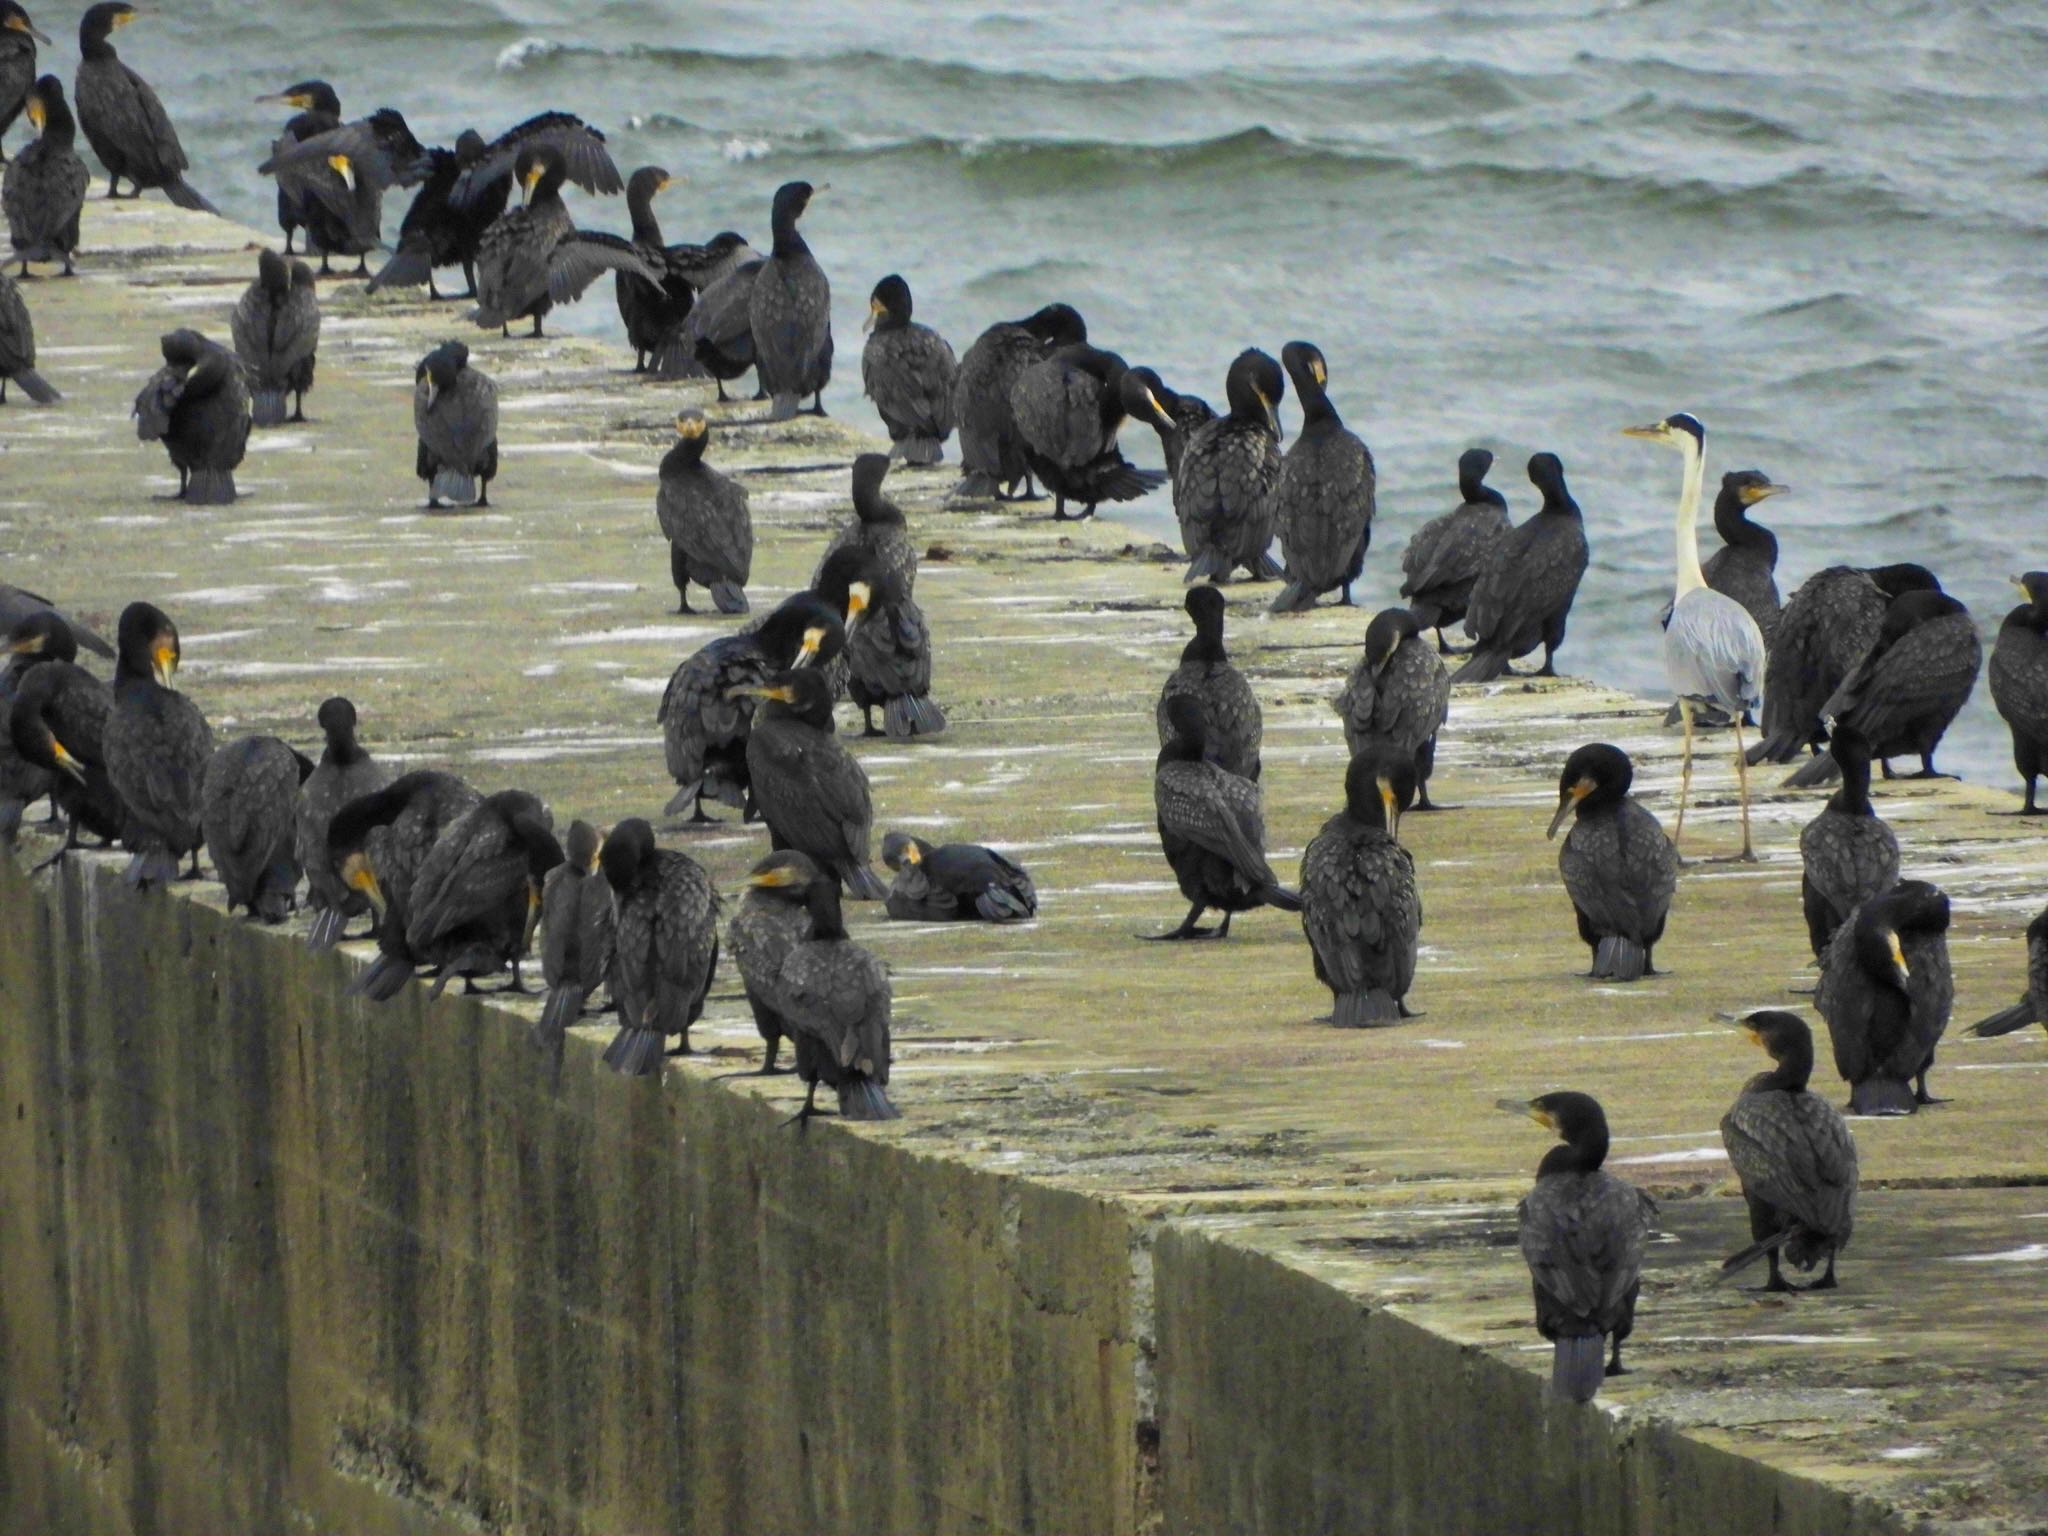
[1674,698,1695,851]
[1732,715,1756,861]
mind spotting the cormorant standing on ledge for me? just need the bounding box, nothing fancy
[1451,453,1589,684]
[1548,743,1676,982]
[1147,693,1301,940]
[1400,449,1511,652]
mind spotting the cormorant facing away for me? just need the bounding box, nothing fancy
[862,272,958,464]
[202,734,313,922]
[1784,589,1981,787]
[951,301,1087,500]
[104,600,213,888]
[325,769,482,1002]
[1798,727,1898,960]
[1177,348,1285,583]
[296,695,390,950]
[1548,743,1677,983]
[1268,340,1373,612]
[816,452,918,596]
[536,819,615,1054]
[737,667,889,900]
[1971,902,2048,1039]
[0,269,57,401]
[1400,449,1511,652]
[368,128,499,299]
[1450,453,1589,684]
[727,847,823,1074]
[405,789,564,997]
[1700,470,1786,639]
[73,3,216,210]
[1300,740,1421,1025]
[1009,342,1164,520]
[1155,585,1261,782]
[749,179,832,420]
[230,247,320,425]
[0,4,52,164]
[1148,693,1301,940]
[468,144,662,339]
[880,831,1037,923]
[132,329,249,502]
[656,410,752,615]
[1989,571,2048,814]
[1119,366,1213,485]
[5,74,90,274]
[1334,607,1451,811]
[1501,1091,1655,1403]
[1719,1010,1858,1293]
[1814,878,1953,1115]
[414,340,498,508]
[598,816,719,1075]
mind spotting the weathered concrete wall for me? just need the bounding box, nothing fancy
[0,854,1139,1536]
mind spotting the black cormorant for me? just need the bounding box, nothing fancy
[257,94,430,276]
[951,301,1086,499]
[879,832,1036,923]
[0,582,109,655]
[1989,571,2048,814]
[846,566,944,739]
[5,633,118,867]
[1501,1091,1655,1403]
[201,734,312,922]
[73,3,214,209]
[0,268,55,401]
[862,273,958,463]
[816,452,918,595]
[1784,589,1980,786]
[1719,1010,1857,1292]
[252,80,338,256]
[726,846,822,1074]
[0,3,49,163]
[614,165,694,372]
[468,144,660,338]
[449,110,622,208]
[598,816,719,1074]
[1548,743,1677,982]
[414,339,497,508]
[1335,608,1451,811]
[324,768,482,1001]
[0,608,70,842]
[1010,341,1163,520]
[368,128,497,298]
[536,818,615,1052]
[406,788,564,996]
[133,329,249,502]
[230,247,319,425]
[1119,366,1213,484]
[656,409,751,614]
[4,74,87,273]
[679,244,765,401]
[1301,740,1421,1025]
[103,601,212,887]
[1177,348,1284,582]
[1148,693,1301,940]
[738,668,888,900]
[749,179,831,419]
[1269,340,1373,612]
[1798,727,1898,960]
[1700,470,1786,640]
[1400,449,1511,652]
[1815,878,1952,1114]
[1451,453,1589,684]
[296,695,389,950]
[1155,585,1260,781]
[1971,902,2048,1039]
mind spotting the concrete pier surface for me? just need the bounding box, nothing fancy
[2,201,2045,1534]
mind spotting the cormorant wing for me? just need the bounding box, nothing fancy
[132,365,187,441]
[1720,1094,1856,1241]
[1155,760,1279,889]
[681,259,764,358]
[451,112,622,208]
[1518,1175,1652,1324]
[406,816,526,953]
[546,230,665,306]
[750,724,874,868]
[1823,616,1981,747]
[0,585,114,659]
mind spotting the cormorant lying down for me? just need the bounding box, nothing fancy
[414,340,498,509]
[535,819,614,1053]
[1300,739,1420,1026]
[1268,340,1373,613]
[737,668,888,900]
[1815,879,1952,1115]
[325,769,482,1002]
[1177,348,1284,583]
[1400,448,1511,653]
[1971,902,2048,1039]
[727,847,820,1075]
[230,247,319,426]
[598,817,718,1075]
[0,269,56,401]
[750,179,832,420]
[1501,1092,1654,1403]
[1798,727,1898,960]
[201,733,312,922]
[1010,342,1162,521]
[951,301,1087,500]
[1155,585,1261,781]
[656,410,751,615]
[862,272,958,464]
[1147,693,1301,941]
[296,695,389,950]
[1719,1010,1857,1293]
[1334,607,1450,811]
[1548,743,1676,983]
[73,2,216,210]
[1450,453,1589,684]
[5,74,90,275]
[405,789,564,998]
[133,330,248,502]
[104,600,212,888]
[880,832,1037,923]
[1989,571,2048,814]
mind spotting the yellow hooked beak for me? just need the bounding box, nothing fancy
[342,853,386,914]
[421,374,438,411]
[1547,776,1593,840]
[522,881,544,947]
[587,830,605,873]
[862,297,885,335]
[1740,481,1789,506]
[792,625,827,667]
[743,863,806,890]
[1379,777,1400,844]
[327,154,355,192]
[846,580,870,623]
[1255,387,1278,438]
[656,173,675,193]
[727,683,796,704]
[901,839,922,866]
[1887,931,1910,985]
[150,636,178,687]
[674,413,706,439]
[25,92,45,132]
[1494,1098,1555,1130]
[110,6,138,27]
[6,12,53,41]
[1309,356,1327,387]
[7,630,44,655]
[1141,387,1166,423]
[256,89,314,109]
[521,162,545,205]
[50,737,86,783]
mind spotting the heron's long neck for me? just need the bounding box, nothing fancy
[1673,435,1707,597]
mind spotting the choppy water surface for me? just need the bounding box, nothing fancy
[40,0,2048,780]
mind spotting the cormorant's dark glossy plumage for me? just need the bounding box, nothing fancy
[1549,743,1676,982]
[598,816,719,1075]
[1302,741,1421,1025]
[0,268,55,401]
[103,601,213,888]
[367,128,500,299]
[615,166,694,372]
[1269,341,1373,612]
[862,273,957,464]
[133,329,248,501]
[1451,453,1589,684]
[751,861,897,1122]
[727,847,822,1073]
[847,566,944,739]
[1119,366,1212,485]
[1989,571,2048,814]
[1155,585,1260,781]
[468,145,660,339]
[535,819,614,1052]
[1700,471,1786,640]
[230,247,319,425]
[414,339,497,508]
[741,667,888,900]
[1798,727,1898,960]
[749,179,831,420]
[1177,348,1284,583]
[1149,694,1300,940]
[1971,902,2048,1039]
[1335,608,1450,810]
[0,608,72,843]
[1010,342,1163,520]
[201,734,311,922]
[5,74,87,273]
[449,110,622,209]
[951,301,1086,500]
[679,244,765,401]
[1814,878,1952,1115]
[251,80,338,258]
[0,4,50,164]
[257,99,430,276]
[0,582,109,655]
[296,696,389,951]
[5,642,119,865]
[881,831,1036,923]
[1504,1091,1654,1403]
[657,410,751,614]
[1719,1011,1857,1292]
[325,768,482,1002]
[406,788,563,997]
[1400,449,1512,651]
[817,452,918,597]
[73,3,215,210]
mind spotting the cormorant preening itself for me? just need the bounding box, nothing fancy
[1119,366,1213,484]
[846,566,944,739]
[1269,341,1373,613]
[414,340,497,509]
[1971,902,2048,1039]
[0,583,110,655]
[535,819,614,1054]
[748,857,897,1122]
[468,144,661,339]
[1156,585,1261,781]
[1335,608,1451,811]
[257,101,431,277]
[737,668,888,900]
[449,109,623,207]
[0,608,73,842]
[368,128,498,298]
[1450,453,1589,684]
[862,273,957,463]
[0,4,51,163]
[1989,571,2048,814]
[1747,564,1942,765]
[881,831,1037,923]
[73,3,215,209]
[1177,348,1285,583]
[230,247,319,425]
[252,80,338,257]
[5,635,119,868]
[1814,878,1952,1115]
[656,410,751,614]
[1700,471,1786,640]
[5,75,88,274]
[951,301,1087,500]
[750,179,831,420]
[201,734,312,922]
[726,847,821,1074]
[0,269,56,401]
[1301,740,1420,1025]
[679,241,765,401]
[1548,743,1677,983]
[1400,449,1511,652]
[1010,342,1163,520]
[406,789,564,997]
[1501,1092,1654,1403]
[296,695,390,950]
[1719,1011,1858,1292]
[817,452,918,595]
[1148,693,1300,941]
[615,166,693,373]
[133,329,249,502]
[1798,727,1897,960]
[598,816,719,1075]
[1784,589,1981,787]
[1624,413,1766,861]
[103,601,213,888]
[324,769,482,1002]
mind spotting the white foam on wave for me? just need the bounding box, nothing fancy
[496,36,559,71]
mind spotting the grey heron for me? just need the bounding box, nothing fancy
[1623,412,1767,861]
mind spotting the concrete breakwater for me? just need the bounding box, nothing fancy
[2,201,2045,1533]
